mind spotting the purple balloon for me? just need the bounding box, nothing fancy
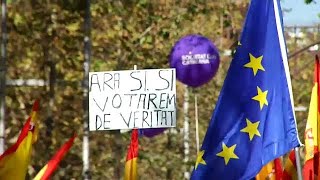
[139,128,167,138]
[169,34,220,87]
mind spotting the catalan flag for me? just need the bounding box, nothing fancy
[190,0,301,179]
[255,158,282,180]
[124,129,138,180]
[283,150,297,180]
[303,55,320,180]
[0,100,40,180]
[34,134,76,180]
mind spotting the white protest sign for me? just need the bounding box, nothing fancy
[89,68,176,131]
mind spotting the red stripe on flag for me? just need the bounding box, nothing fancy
[32,99,40,112]
[126,129,138,161]
[288,150,297,169]
[38,134,76,180]
[274,158,283,180]
[0,118,31,161]
[303,159,314,180]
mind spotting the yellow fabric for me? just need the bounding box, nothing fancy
[255,161,276,180]
[33,164,48,180]
[30,110,39,143]
[0,103,39,180]
[124,158,137,180]
[304,83,319,162]
[0,132,33,180]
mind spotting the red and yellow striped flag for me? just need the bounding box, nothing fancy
[303,55,320,180]
[282,150,297,180]
[34,134,76,180]
[124,129,138,180]
[255,158,282,180]
[0,100,40,180]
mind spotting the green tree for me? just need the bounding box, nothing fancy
[305,0,314,4]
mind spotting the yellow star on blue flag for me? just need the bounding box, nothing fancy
[191,0,301,179]
[240,119,261,141]
[216,143,239,165]
[244,53,265,76]
[194,150,206,170]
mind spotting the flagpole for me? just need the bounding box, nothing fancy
[294,147,303,180]
[272,0,303,179]
[183,85,190,179]
[82,0,91,179]
[0,0,7,154]
[194,90,199,155]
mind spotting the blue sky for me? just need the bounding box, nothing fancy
[281,0,320,26]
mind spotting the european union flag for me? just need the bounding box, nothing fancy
[191,0,301,179]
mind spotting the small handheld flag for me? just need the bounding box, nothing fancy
[255,158,282,180]
[34,134,76,180]
[283,150,297,180]
[124,129,138,180]
[303,55,320,180]
[0,100,40,180]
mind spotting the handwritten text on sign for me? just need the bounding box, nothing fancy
[89,69,176,131]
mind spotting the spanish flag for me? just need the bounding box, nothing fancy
[0,100,40,180]
[34,134,76,180]
[282,150,297,180]
[303,55,320,180]
[255,158,282,180]
[124,129,138,180]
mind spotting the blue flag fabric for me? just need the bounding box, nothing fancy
[191,0,301,179]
